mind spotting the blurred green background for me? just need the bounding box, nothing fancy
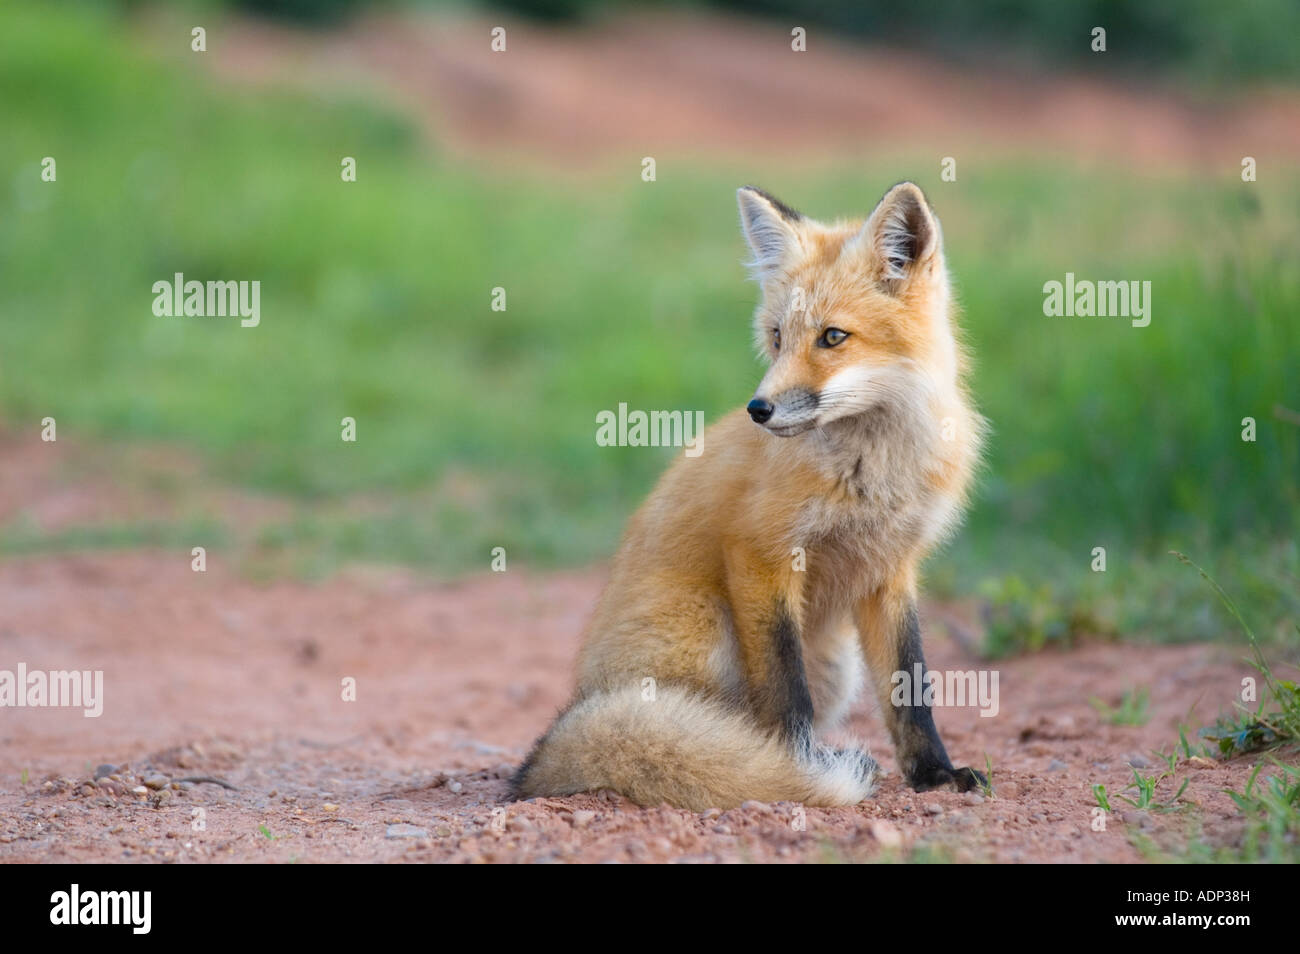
[1,0,1296,655]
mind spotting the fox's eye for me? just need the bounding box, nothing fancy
[772,328,781,351]
[818,327,849,348]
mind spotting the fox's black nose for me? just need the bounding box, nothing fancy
[747,398,774,424]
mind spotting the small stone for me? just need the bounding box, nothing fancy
[570,810,596,829]
[1125,753,1152,770]
[866,819,902,848]
[93,764,116,780]
[924,802,944,815]
[131,786,148,796]
[385,823,428,839]
[963,792,985,806]
[740,800,767,812]
[1047,759,1067,772]
[712,824,732,835]
[446,781,464,794]
[143,774,169,790]
[1121,810,1154,829]
[322,803,339,812]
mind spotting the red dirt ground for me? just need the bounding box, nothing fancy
[0,542,1276,864]
[0,436,1282,864]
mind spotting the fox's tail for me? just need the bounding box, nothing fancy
[510,683,876,811]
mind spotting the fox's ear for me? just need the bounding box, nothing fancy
[858,182,940,294]
[737,186,802,280]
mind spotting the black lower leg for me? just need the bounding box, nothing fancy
[754,606,816,755]
[891,605,985,792]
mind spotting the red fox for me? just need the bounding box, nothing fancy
[512,182,985,811]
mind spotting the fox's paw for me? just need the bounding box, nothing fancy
[908,764,986,793]
[951,766,987,793]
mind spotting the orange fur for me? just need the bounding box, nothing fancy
[512,182,984,809]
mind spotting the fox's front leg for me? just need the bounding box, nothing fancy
[854,584,985,792]
[724,551,817,751]
[729,600,816,751]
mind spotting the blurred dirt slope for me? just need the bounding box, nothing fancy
[191,8,1300,169]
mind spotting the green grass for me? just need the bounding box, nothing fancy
[975,542,1300,655]
[1102,561,1299,860]
[1224,760,1300,862]
[975,755,996,799]
[1173,552,1300,745]
[1091,784,1111,813]
[1090,687,1151,727]
[1,4,1298,643]
[1114,766,1189,813]
[1129,761,1300,863]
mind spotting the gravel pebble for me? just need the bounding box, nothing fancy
[866,819,902,847]
[386,823,429,839]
